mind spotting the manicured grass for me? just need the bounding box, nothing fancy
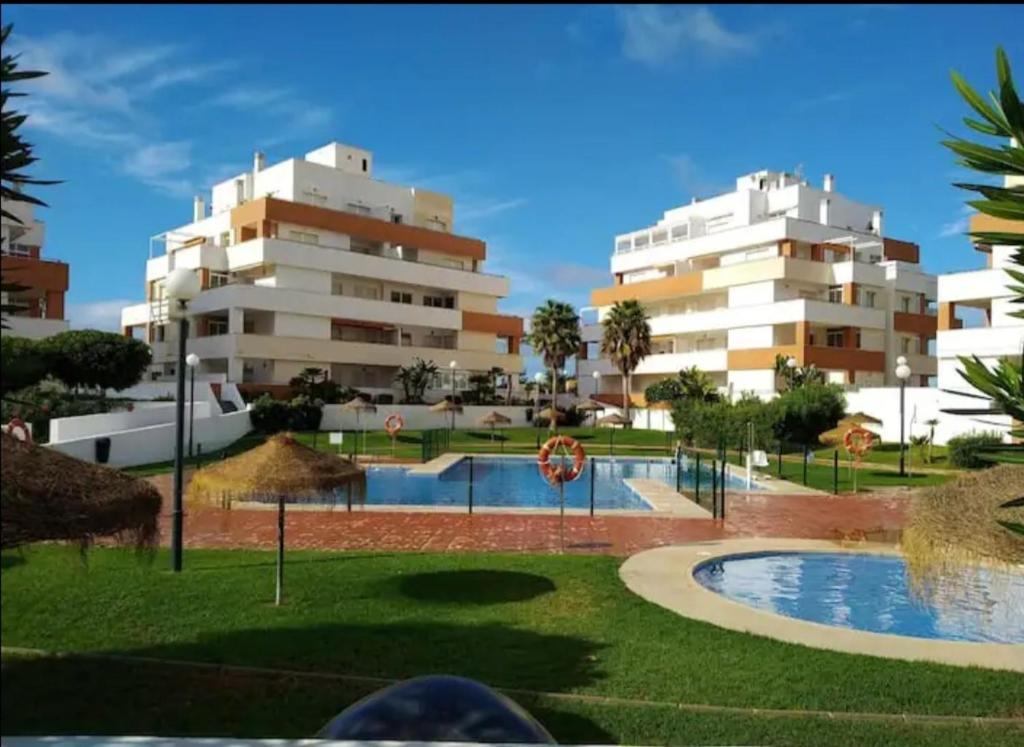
[2,546,1022,745]
[123,432,268,477]
[751,454,951,493]
[813,442,954,471]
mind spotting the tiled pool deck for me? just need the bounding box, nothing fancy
[149,472,908,556]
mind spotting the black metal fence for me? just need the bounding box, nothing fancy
[421,428,451,462]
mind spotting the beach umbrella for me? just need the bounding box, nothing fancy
[576,399,606,428]
[344,397,377,459]
[538,406,566,422]
[597,412,631,456]
[1,432,161,550]
[187,433,366,605]
[430,398,463,430]
[477,411,511,450]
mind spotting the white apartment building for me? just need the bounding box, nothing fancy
[578,170,937,404]
[1,196,69,339]
[935,169,1024,439]
[120,143,524,398]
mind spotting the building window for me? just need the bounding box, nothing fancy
[155,325,166,342]
[423,295,452,308]
[354,283,380,300]
[392,213,403,224]
[219,231,231,247]
[826,328,844,348]
[362,158,368,172]
[860,289,876,308]
[390,291,413,305]
[827,285,843,304]
[209,271,230,288]
[288,230,319,245]
[901,296,911,313]
[301,191,327,206]
[207,319,229,336]
[900,337,912,354]
[346,202,371,216]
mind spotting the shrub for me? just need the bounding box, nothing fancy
[249,394,323,434]
[947,432,1004,469]
[671,393,777,450]
[772,383,846,447]
[39,330,151,391]
[288,367,354,404]
[0,379,129,442]
[0,336,49,395]
[644,377,685,405]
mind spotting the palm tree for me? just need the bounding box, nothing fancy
[394,358,438,404]
[600,300,652,422]
[924,418,940,463]
[677,365,720,403]
[526,300,581,431]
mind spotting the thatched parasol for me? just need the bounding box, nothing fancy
[430,398,462,430]
[477,410,511,447]
[1,432,161,550]
[902,465,1024,604]
[576,399,606,428]
[187,433,367,605]
[187,433,366,505]
[597,412,632,456]
[343,397,377,457]
[538,406,566,422]
[841,411,882,426]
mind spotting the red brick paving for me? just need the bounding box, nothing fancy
[150,474,908,556]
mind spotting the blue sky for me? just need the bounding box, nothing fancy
[5,3,1023,354]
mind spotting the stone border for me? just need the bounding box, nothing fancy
[619,538,1024,672]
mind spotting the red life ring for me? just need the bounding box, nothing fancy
[384,413,404,437]
[843,426,874,456]
[6,417,32,443]
[537,435,586,485]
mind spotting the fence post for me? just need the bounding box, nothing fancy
[675,449,681,493]
[589,457,595,517]
[802,444,809,486]
[695,452,701,505]
[711,460,718,518]
[275,495,285,606]
[833,449,839,494]
[720,459,727,519]
[468,455,474,514]
[346,481,352,512]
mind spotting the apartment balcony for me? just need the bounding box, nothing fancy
[2,316,68,340]
[580,349,728,377]
[225,237,510,297]
[893,311,938,337]
[938,268,1015,304]
[646,298,886,337]
[727,344,886,372]
[185,283,463,331]
[937,325,1024,359]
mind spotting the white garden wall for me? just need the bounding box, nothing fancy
[47,409,252,468]
[321,404,533,431]
[49,402,213,443]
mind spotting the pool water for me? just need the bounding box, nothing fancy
[337,456,752,511]
[694,552,1024,643]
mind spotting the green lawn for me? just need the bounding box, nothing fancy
[3,546,1022,745]
[813,441,954,471]
[745,452,952,493]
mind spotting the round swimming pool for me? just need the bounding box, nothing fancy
[693,552,1024,644]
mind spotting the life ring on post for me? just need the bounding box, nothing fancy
[384,413,405,438]
[537,435,586,485]
[843,426,875,457]
[5,417,32,443]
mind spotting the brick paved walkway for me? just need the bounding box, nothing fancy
[151,474,908,556]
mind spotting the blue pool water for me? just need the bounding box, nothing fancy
[330,456,752,511]
[694,552,1024,643]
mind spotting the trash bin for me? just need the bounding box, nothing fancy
[95,437,112,464]
[525,407,533,423]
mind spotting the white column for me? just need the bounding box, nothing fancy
[229,307,245,335]
[228,357,244,382]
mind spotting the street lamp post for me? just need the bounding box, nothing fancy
[895,355,912,477]
[164,268,201,573]
[185,353,200,457]
[448,360,458,430]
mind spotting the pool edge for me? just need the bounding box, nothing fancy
[619,538,1024,673]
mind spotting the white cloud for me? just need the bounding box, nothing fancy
[664,153,728,199]
[939,205,974,238]
[122,141,196,198]
[618,5,764,68]
[67,298,136,332]
[459,198,528,225]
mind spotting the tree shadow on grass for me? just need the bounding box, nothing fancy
[394,569,556,605]
[464,430,509,442]
[1,552,26,571]
[1,654,616,743]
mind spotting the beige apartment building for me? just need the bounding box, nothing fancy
[121,143,524,398]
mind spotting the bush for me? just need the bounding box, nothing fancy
[249,394,323,434]
[671,393,777,450]
[644,377,685,405]
[0,379,130,442]
[39,330,151,391]
[288,367,354,405]
[947,432,1004,469]
[772,383,846,447]
[0,336,49,395]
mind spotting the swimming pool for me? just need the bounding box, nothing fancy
[694,552,1024,643]
[337,456,752,511]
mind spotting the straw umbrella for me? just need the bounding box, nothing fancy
[343,397,377,460]
[597,412,631,457]
[188,433,366,605]
[1,432,161,550]
[576,399,606,429]
[477,410,511,452]
[430,398,462,431]
[538,406,566,426]
[902,464,1023,602]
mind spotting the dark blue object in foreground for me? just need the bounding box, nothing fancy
[317,674,557,743]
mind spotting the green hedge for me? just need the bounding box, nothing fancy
[947,432,1004,468]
